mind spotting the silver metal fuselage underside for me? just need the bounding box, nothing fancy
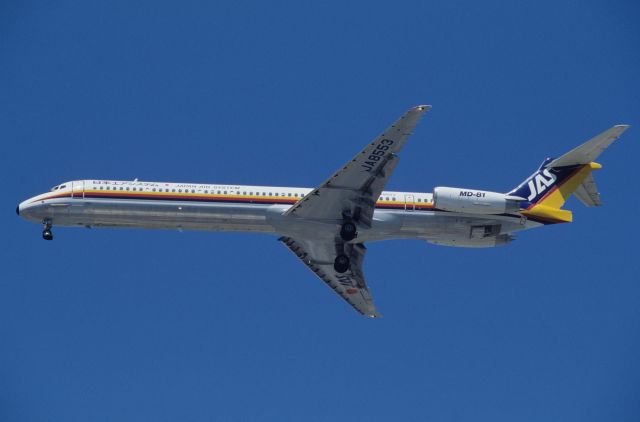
[19,195,540,246]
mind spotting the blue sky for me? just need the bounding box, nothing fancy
[2,1,639,420]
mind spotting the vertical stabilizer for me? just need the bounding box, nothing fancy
[507,125,629,223]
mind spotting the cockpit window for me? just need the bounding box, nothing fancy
[60,185,67,189]
[51,186,59,191]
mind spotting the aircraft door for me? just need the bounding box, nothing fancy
[405,194,415,211]
[71,181,84,199]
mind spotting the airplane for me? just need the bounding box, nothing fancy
[16,105,629,317]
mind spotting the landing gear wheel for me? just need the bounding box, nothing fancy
[42,219,53,241]
[333,254,350,273]
[340,221,357,241]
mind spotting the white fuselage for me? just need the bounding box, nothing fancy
[18,179,540,247]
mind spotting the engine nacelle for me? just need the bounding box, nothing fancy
[433,187,522,215]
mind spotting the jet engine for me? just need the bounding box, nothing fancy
[433,187,523,215]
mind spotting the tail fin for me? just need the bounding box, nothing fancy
[508,125,629,223]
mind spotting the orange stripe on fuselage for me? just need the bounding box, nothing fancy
[36,188,436,210]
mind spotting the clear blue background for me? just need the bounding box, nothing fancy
[2,1,639,421]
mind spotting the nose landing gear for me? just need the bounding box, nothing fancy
[42,220,53,241]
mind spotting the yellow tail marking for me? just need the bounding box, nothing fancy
[521,162,603,223]
[521,205,573,223]
[538,162,601,209]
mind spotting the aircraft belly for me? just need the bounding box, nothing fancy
[25,198,538,241]
[47,199,277,233]
[364,210,530,243]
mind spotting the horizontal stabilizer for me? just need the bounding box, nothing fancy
[547,125,629,168]
[573,173,601,207]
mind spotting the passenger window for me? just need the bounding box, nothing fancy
[224,191,227,194]
[217,190,221,194]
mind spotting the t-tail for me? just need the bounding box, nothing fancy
[507,125,629,224]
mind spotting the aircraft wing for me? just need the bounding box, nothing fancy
[279,236,379,317]
[285,105,430,227]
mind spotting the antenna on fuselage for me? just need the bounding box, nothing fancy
[134,178,138,182]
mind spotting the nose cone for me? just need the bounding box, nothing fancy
[16,199,32,219]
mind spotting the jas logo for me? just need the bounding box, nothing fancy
[527,169,556,201]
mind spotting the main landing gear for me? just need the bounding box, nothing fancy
[42,220,53,241]
[334,220,357,273]
[333,254,350,273]
[340,221,357,241]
